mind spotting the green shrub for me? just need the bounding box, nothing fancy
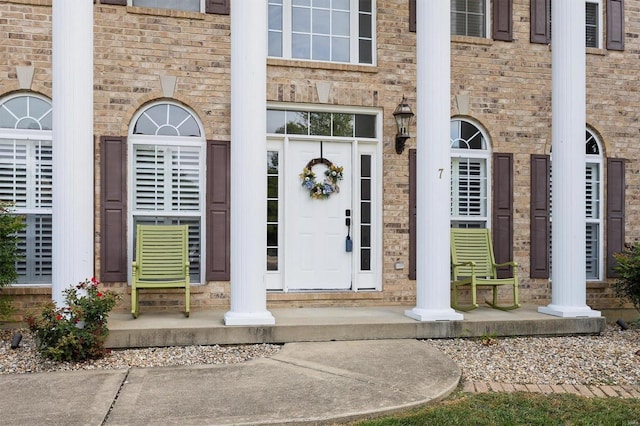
[0,202,25,319]
[25,278,121,362]
[612,242,640,315]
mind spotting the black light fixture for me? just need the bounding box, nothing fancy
[393,95,415,154]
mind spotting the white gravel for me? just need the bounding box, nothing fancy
[0,328,281,374]
[426,324,640,386]
[2,324,639,387]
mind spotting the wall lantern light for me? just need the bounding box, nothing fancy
[393,96,414,154]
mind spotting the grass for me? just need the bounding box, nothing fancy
[354,392,640,426]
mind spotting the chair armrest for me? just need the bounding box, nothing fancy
[494,261,518,268]
[453,261,476,267]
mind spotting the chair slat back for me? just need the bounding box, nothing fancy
[136,225,189,280]
[450,228,496,279]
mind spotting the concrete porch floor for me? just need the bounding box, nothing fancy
[105,304,606,349]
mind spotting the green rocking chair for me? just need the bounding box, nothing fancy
[450,228,519,311]
[131,224,190,318]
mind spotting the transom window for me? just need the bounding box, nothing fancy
[268,0,375,65]
[450,119,490,228]
[0,94,53,284]
[451,0,488,37]
[267,109,376,137]
[129,102,205,283]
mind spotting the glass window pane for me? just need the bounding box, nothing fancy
[332,113,354,136]
[361,201,371,223]
[333,11,350,36]
[292,33,311,59]
[267,248,278,271]
[359,0,372,13]
[313,9,331,34]
[267,110,286,133]
[314,0,330,7]
[333,0,349,10]
[332,37,350,62]
[467,14,484,37]
[310,112,332,136]
[355,115,376,137]
[358,12,371,38]
[358,39,372,64]
[361,179,371,201]
[269,4,283,31]
[286,111,309,134]
[268,176,279,198]
[360,155,371,178]
[468,0,484,14]
[267,200,279,222]
[267,224,278,246]
[360,248,371,270]
[133,0,200,11]
[361,224,371,247]
[267,151,279,174]
[312,35,331,61]
[292,7,311,32]
[269,32,283,57]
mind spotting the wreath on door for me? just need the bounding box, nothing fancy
[300,157,344,200]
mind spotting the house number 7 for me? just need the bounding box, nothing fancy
[438,168,444,179]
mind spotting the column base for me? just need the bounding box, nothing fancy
[405,307,464,322]
[224,310,276,326]
[538,304,601,318]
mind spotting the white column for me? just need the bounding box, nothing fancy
[51,0,94,306]
[538,0,600,318]
[225,0,275,326]
[405,0,463,322]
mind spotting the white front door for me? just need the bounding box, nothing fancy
[286,140,353,290]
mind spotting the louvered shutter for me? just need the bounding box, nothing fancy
[493,0,513,41]
[205,0,230,15]
[451,158,487,219]
[409,0,416,33]
[530,154,550,278]
[606,158,625,277]
[530,0,550,44]
[409,149,417,280]
[206,140,230,281]
[607,0,625,50]
[493,153,514,278]
[100,136,128,282]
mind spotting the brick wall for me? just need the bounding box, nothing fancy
[1,0,639,317]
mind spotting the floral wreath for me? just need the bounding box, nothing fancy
[299,157,344,200]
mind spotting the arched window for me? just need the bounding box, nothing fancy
[129,102,205,282]
[549,128,604,280]
[450,119,491,228]
[0,94,53,284]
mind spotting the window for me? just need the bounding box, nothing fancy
[549,130,604,280]
[129,103,205,283]
[268,0,375,64]
[0,95,53,284]
[131,0,201,12]
[451,0,488,37]
[531,0,604,48]
[450,119,490,228]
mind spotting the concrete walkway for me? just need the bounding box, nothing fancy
[0,339,460,426]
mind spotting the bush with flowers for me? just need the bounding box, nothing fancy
[25,277,121,362]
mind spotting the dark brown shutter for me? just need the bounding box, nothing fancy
[493,153,514,278]
[205,0,230,15]
[206,140,230,281]
[530,0,550,44]
[409,149,417,280]
[530,154,550,278]
[493,0,513,41]
[100,0,127,5]
[409,0,416,33]
[606,158,626,277]
[606,0,625,50]
[100,136,127,282]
